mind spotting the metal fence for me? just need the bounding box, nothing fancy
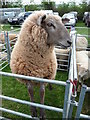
[0,26,90,119]
[0,27,20,71]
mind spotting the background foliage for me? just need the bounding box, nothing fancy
[0,0,90,20]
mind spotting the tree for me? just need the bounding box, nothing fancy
[42,1,55,10]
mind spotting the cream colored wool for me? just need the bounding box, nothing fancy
[76,36,88,50]
[10,12,57,85]
[76,51,90,82]
[0,33,17,43]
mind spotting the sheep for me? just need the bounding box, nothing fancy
[0,33,17,44]
[76,36,88,51]
[0,43,5,52]
[10,11,71,119]
[76,51,90,83]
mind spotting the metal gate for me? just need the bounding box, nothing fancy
[0,26,90,119]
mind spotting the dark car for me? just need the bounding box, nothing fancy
[24,12,32,19]
[8,12,25,25]
[8,12,32,25]
[85,12,90,27]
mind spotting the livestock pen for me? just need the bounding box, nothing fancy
[0,25,90,119]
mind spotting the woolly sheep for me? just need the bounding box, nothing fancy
[10,11,71,118]
[0,43,5,51]
[76,36,88,51]
[76,51,90,83]
[0,33,17,44]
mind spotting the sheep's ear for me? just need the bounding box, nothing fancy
[62,18,70,25]
[37,14,46,26]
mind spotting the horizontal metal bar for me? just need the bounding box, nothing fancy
[0,60,8,66]
[0,56,7,61]
[0,63,9,71]
[75,27,88,29]
[2,49,7,53]
[77,34,90,37]
[9,38,17,43]
[0,95,63,113]
[0,72,66,86]
[80,113,90,119]
[58,64,68,67]
[57,59,68,62]
[57,68,68,71]
[0,107,38,119]
[0,116,10,120]
[56,53,69,56]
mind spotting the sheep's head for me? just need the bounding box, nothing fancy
[78,64,90,82]
[37,14,71,48]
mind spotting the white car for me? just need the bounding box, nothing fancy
[62,13,76,27]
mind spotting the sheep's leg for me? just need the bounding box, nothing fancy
[27,82,37,117]
[40,83,45,119]
[48,83,53,90]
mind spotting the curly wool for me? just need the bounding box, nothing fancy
[10,12,57,85]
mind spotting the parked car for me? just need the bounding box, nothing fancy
[83,12,88,22]
[24,11,33,20]
[85,12,90,27]
[62,13,76,27]
[69,11,78,22]
[8,11,32,25]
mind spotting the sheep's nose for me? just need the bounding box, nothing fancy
[67,40,72,45]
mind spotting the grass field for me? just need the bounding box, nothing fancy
[1,21,90,119]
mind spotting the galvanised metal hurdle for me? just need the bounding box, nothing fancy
[0,31,8,71]
[0,27,20,71]
[0,28,73,119]
[66,29,90,119]
[0,27,90,119]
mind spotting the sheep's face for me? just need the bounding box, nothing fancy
[37,14,71,48]
[78,67,90,81]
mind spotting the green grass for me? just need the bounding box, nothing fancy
[0,24,20,31]
[1,21,90,119]
[2,66,68,119]
[75,20,90,44]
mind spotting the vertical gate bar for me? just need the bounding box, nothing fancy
[0,73,2,117]
[68,95,76,118]
[66,37,74,118]
[68,30,78,119]
[6,32,11,63]
[4,32,11,64]
[4,32,9,63]
[4,31,8,62]
[75,85,87,120]
[62,80,70,119]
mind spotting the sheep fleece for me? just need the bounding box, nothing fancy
[10,12,57,85]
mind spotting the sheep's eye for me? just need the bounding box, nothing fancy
[47,23,55,29]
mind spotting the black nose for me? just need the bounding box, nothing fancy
[67,40,72,45]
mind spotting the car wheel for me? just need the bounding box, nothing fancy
[87,22,90,27]
[19,20,24,25]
